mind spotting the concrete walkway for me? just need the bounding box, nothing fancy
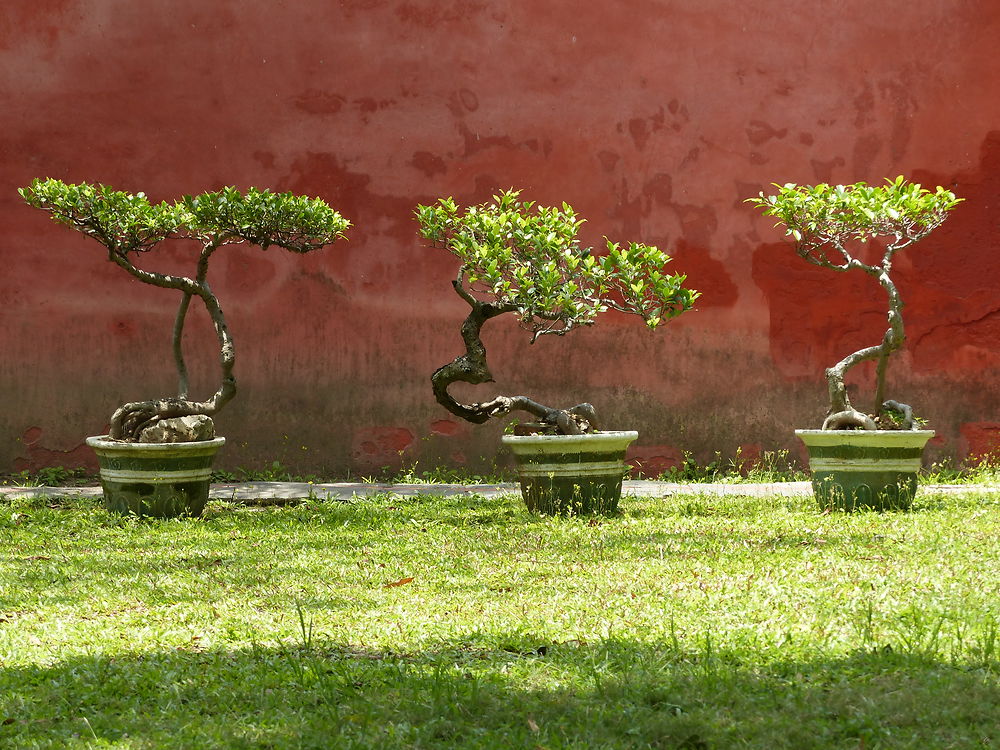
[2,480,997,503]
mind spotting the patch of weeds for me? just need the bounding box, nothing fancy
[212,460,320,483]
[737,448,808,482]
[1,466,96,487]
[657,448,806,483]
[658,450,727,482]
[390,461,513,485]
[921,455,1000,485]
[210,460,513,485]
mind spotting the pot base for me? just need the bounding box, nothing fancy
[99,478,213,518]
[810,471,918,512]
[518,474,625,515]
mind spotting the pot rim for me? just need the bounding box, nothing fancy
[501,430,638,449]
[502,429,637,440]
[86,435,226,452]
[795,429,935,436]
[795,429,934,450]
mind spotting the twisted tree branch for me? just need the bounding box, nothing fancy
[430,270,600,434]
[107,254,236,440]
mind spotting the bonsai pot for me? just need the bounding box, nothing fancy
[796,429,934,511]
[501,431,638,515]
[86,436,226,518]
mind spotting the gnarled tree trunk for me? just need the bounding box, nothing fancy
[431,273,600,435]
[817,249,912,430]
[107,246,236,441]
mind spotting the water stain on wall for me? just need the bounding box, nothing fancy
[960,422,1000,460]
[351,425,415,470]
[14,426,96,473]
[669,240,738,309]
[906,131,1000,373]
[753,131,1000,380]
[280,151,420,245]
[628,444,682,477]
[293,90,347,115]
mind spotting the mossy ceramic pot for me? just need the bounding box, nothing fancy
[501,431,638,515]
[86,436,226,518]
[796,429,934,511]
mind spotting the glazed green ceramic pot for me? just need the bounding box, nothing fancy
[86,436,226,518]
[501,431,638,515]
[796,429,934,511]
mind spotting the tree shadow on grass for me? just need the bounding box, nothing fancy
[1,635,997,749]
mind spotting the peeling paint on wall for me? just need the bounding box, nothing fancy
[3,1,1000,474]
[14,427,97,473]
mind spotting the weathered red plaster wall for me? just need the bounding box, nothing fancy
[2,1,1000,475]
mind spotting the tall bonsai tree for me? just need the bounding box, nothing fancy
[20,178,350,441]
[748,177,961,430]
[416,189,698,435]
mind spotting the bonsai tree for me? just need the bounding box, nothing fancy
[416,189,698,435]
[20,178,350,441]
[748,177,961,430]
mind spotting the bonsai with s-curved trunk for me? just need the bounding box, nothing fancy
[417,190,698,435]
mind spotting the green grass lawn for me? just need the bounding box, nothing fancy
[1,489,998,749]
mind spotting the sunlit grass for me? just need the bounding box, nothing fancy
[1,489,998,748]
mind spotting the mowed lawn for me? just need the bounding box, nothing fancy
[1,489,998,749]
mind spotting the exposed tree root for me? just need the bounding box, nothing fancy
[110,398,218,441]
[822,409,877,431]
[818,253,909,430]
[475,397,599,434]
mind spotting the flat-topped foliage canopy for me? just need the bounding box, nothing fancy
[19,178,350,441]
[750,176,961,261]
[20,179,350,256]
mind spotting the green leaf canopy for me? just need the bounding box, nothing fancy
[20,178,351,256]
[416,189,698,339]
[747,177,962,255]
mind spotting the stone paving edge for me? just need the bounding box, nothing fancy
[3,480,999,503]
